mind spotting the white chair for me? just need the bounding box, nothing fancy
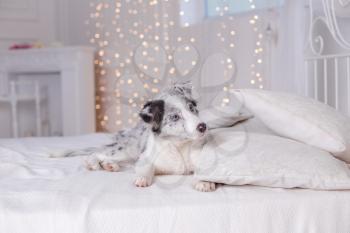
[0,80,49,138]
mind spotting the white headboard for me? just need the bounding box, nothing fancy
[305,0,350,116]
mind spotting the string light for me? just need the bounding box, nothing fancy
[248,0,264,88]
[89,0,265,131]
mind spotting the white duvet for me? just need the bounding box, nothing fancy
[1,129,350,233]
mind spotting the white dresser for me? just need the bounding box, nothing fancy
[0,47,96,137]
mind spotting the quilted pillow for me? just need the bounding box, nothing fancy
[232,89,350,163]
[194,131,350,190]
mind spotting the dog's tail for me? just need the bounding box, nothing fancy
[49,147,99,158]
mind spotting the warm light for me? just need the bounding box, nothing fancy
[91,0,265,131]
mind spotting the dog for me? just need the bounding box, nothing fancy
[55,82,216,192]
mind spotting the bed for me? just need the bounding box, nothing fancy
[1,117,350,233]
[2,1,350,233]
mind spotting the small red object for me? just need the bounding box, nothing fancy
[9,44,33,50]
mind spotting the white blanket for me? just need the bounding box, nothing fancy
[1,132,350,233]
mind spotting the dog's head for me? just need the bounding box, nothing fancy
[139,82,207,140]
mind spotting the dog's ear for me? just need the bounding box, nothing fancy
[172,81,193,97]
[139,100,165,133]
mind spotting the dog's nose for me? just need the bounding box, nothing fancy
[197,123,207,133]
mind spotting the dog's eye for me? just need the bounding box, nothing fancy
[170,114,180,122]
[188,102,197,113]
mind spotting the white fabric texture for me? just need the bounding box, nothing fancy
[212,116,277,135]
[1,134,350,233]
[198,91,252,129]
[232,89,350,162]
[195,131,350,190]
[199,108,252,129]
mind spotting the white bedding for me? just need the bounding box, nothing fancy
[1,128,350,233]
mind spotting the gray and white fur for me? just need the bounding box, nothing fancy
[55,82,216,192]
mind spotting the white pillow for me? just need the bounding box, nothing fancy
[199,108,252,129]
[194,131,350,190]
[232,89,350,163]
[210,116,277,135]
[198,91,252,129]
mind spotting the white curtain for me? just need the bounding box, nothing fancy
[270,0,307,94]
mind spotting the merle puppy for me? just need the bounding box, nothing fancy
[56,82,216,192]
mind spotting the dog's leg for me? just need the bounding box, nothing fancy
[84,147,124,172]
[134,153,155,187]
[134,174,154,187]
[86,147,134,172]
[134,134,155,187]
[85,154,122,172]
[193,180,216,192]
[134,159,155,187]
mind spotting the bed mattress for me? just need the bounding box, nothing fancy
[1,132,350,233]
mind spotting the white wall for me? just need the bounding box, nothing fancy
[0,0,56,48]
[0,0,90,49]
[56,0,91,46]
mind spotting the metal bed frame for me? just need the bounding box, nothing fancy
[305,0,350,115]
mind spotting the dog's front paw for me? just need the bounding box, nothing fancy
[134,176,152,187]
[194,181,216,192]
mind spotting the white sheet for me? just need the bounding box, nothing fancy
[1,133,350,233]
